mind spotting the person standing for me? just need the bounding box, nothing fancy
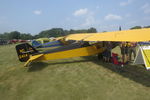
[105,42,112,62]
[120,42,130,64]
[129,42,137,61]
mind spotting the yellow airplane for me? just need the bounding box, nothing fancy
[16,42,105,67]
[16,28,150,67]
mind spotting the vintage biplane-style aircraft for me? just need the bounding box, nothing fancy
[16,28,150,68]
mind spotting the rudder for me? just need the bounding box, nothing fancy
[16,43,39,62]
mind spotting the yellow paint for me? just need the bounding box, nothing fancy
[66,28,150,42]
[142,50,150,69]
[24,54,43,67]
[66,34,95,41]
[24,45,105,67]
[19,54,28,59]
[19,49,25,53]
[37,45,104,61]
[36,38,50,44]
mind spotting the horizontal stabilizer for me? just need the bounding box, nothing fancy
[24,54,43,67]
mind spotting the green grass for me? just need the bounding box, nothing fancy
[0,44,150,100]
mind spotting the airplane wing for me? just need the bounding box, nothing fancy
[66,28,150,42]
[66,33,96,41]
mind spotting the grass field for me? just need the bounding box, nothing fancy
[0,44,150,100]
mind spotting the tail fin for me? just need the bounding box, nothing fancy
[16,43,39,62]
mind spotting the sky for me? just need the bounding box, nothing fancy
[0,0,150,34]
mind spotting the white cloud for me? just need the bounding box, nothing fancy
[73,8,88,16]
[141,3,150,14]
[72,8,98,28]
[120,0,134,6]
[33,10,42,15]
[81,15,95,27]
[105,14,122,21]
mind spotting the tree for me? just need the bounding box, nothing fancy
[37,28,66,38]
[68,27,97,34]
[69,29,75,34]
[130,26,142,30]
[64,30,70,35]
[87,27,97,33]
[20,33,33,40]
[50,28,65,37]
[143,25,150,28]
[9,31,21,39]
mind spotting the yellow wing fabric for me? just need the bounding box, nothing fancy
[66,28,150,42]
[85,28,150,42]
[66,33,96,41]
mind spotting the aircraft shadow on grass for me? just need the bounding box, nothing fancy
[28,56,150,87]
[83,56,150,87]
[28,60,91,72]
[28,62,49,72]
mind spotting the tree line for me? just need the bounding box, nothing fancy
[0,26,150,40]
[0,27,97,40]
[130,25,150,29]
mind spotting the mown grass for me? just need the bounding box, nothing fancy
[0,44,150,100]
